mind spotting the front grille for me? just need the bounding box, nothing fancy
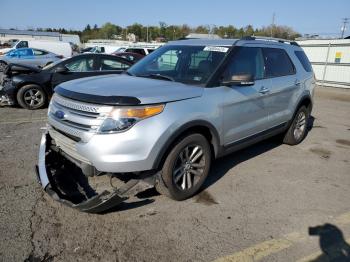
[49,127,91,165]
[48,94,113,139]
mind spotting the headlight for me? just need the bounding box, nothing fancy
[99,104,165,133]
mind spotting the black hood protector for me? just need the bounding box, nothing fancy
[55,85,141,106]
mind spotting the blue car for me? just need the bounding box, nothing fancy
[0,48,61,71]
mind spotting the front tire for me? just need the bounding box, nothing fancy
[157,133,211,201]
[283,106,310,145]
[16,85,47,110]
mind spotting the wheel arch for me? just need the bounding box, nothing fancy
[296,94,313,113]
[152,120,221,170]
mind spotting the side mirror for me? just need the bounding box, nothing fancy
[55,65,69,74]
[222,73,255,87]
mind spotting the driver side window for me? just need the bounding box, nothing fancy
[65,58,94,72]
[223,47,264,80]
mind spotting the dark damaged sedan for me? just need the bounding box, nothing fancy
[0,53,133,109]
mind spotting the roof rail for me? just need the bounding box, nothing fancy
[240,36,299,46]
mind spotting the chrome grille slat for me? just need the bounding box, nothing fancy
[49,127,91,164]
[52,100,99,118]
[48,94,111,139]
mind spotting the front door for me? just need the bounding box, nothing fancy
[51,55,97,87]
[221,47,271,145]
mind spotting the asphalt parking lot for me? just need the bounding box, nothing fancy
[0,86,349,262]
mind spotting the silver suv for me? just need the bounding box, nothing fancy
[36,37,315,212]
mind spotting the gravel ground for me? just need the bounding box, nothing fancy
[0,86,349,262]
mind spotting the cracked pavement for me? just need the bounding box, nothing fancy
[0,87,349,262]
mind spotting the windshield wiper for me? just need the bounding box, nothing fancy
[137,74,175,82]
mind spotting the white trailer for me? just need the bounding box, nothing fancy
[297,39,350,88]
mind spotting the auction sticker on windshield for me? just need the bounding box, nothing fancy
[203,46,229,53]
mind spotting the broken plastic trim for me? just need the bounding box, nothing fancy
[36,133,155,213]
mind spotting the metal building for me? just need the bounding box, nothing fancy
[297,39,350,88]
[0,29,81,45]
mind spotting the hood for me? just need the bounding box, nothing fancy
[55,74,203,105]
[5,63,41,76]
[0,48,12,55]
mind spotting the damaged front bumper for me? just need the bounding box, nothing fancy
[36,133,157,213]
[0,79,15,106]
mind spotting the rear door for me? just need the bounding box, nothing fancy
[32,49,50,67]
[221,46,271,145]
[51,55,98,87]
[262,47,299,127]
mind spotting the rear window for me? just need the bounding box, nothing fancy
[263,48,295,78]
[34,49,48,56]
[126,48,146,56]
[295,51,312,72]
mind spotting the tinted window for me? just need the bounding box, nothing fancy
[126,48,146,56]
[65,58,94,72]
[33,49,48,56]
[147,49,154,54]
[295,51,312,72]
[263,48,295,77]
[223,47,265,80]
[100,58,130,70]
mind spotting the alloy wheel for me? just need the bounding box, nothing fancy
[172,145,206,190]
[293,111,306,140]
[23,88,44,108]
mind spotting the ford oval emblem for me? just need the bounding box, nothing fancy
[54,110,65,120]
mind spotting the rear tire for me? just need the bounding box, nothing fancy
[16,85,47,110]
[156,133,211,201]
[283,106,310,145]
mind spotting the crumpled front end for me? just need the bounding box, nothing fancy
[0,78,15,106]
[36,132,158,213]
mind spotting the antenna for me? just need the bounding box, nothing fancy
[271,12,276,37]
[341,18,349,39]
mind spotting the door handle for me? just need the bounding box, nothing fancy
[295,80,301,86]
[259,86,270,94]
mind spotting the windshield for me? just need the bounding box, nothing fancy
[127,45,229,85]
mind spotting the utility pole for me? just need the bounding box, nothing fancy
[146,26,149,42]
[270,12,275,37]
[341,18,349,39]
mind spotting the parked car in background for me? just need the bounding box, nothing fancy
[0,53,133,109]
[0,40,72,58]
[0,48,62,72]
[112,52,145,63]
[124,47,156,56]
[80,47,94,53]
[84,45,126,54]
[35,37,315,212]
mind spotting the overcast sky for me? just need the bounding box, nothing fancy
[2,0,350,36]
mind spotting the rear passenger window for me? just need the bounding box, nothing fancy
[100,59,130,70]
[223,47,265,80]
[34,49,48,56]
[263,48,295,77]
[295,51,312,72]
